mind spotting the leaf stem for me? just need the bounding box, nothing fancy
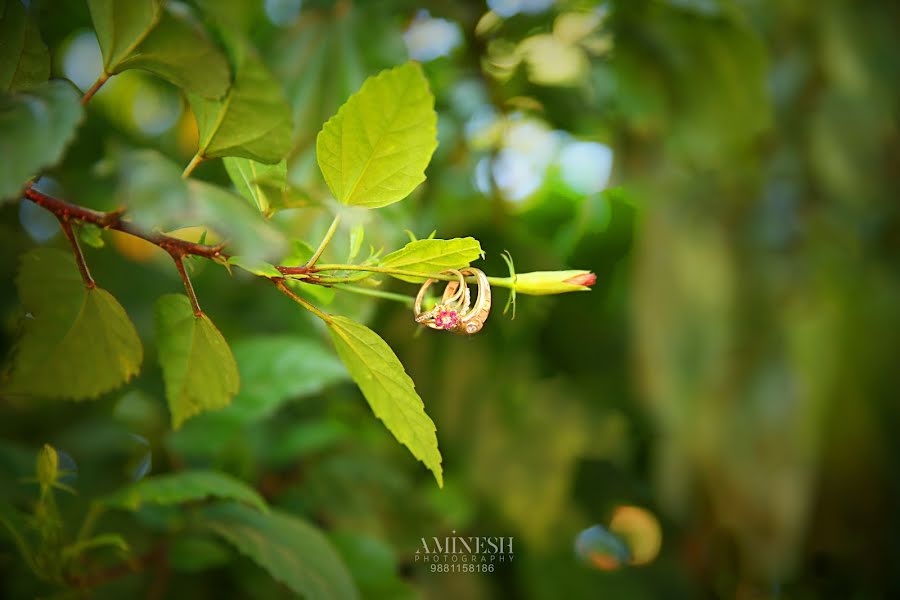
[170,253,202,316]
[311,263,515,289]
[275,280,331,322]
[80,72,110,105]
[76,503,106,542]
[332,283,415,307]
[58,217,95,288]
[181,153,204,179]
[306,214,342,268]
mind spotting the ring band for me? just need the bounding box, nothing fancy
[413,267,491,335]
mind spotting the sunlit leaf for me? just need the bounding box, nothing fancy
[326,315,443,486]
[189,43,292,163]
[0,81,82,200]
[347,224,364,263]
[102,469,267,513]
[86,0,229,97]
[316,62,438,208]
[155,294,239,429]
[4,248,142,400]
[201,502,359,600]
[0,0,50,92]
[230,335,347,421]
[380,237,483,282]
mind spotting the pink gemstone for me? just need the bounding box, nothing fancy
[436,309,458,330]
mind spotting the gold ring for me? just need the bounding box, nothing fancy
[414,267,491,335]
[414,269,469,330]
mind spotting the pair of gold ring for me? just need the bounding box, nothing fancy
[414,268,491,335]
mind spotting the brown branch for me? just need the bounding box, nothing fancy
[58,218,95,288]
[24,186,228,261]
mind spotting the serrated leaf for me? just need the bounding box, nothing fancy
[224,157,297,216]
[0,0,50,92]
[0,80,82,200]
[230,335,347,421]
[87,0,229,97]
[189,44,292,163]
[102,470,267,513]
[155,294,239,429]
[326,316,442,486]
[227,255,281,278]
[316,62,438,208]
[4,248,142,399]
[380,237,483,283]
[201,502,358,600]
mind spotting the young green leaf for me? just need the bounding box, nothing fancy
[380,237,483,282]
[326,316,443,486]
[316,62,438,208]
[0,80,82,200]
[189,45,292,163]
[4,248,143,399]
[201,502,359,600]
[155,294,240,429]
[0,0,50,92]
[230,335,348,421]
[347,224,364,263]
[223,157,294,216]
[102,470,267,513]
[86,0,229,97]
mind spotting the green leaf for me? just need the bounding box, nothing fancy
[86,0,229,97]
[61,534,129,562]
[224,157,304,216]
[0,80,82,200]
[380,237,483,283]
[4,248,143,400]
[155,294,239,429]
[230,335,347,421]
[316,62,438,208]
[78,223,105,248]
[0,0,50,92]
[201,502,359,600]
[347,224,364,263]
[169,535,232,572]
[189,44,292,163]
[227,255,281,278]
[102,470,267,513]
[326,315,443,486]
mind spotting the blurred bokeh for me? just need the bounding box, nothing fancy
[2,0,900,598]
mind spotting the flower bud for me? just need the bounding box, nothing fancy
[514,270,596,295]
[36,444,59,489]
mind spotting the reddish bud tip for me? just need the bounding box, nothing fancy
[564,272,596,287]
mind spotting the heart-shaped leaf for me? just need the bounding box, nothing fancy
[316,62,438,208]
[4,248,142,400]
[155,294,239,429]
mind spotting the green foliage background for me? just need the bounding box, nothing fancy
[2,0,899,598]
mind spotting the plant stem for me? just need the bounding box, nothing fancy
[170,253,202,316]
[24,187,226,260]
[332,283,415,307]
[311,263,515,289]
[81,72,109,105]
[306,214,341,268]
[275,280,331,323]
[76,503,105,542]
[58,218,95,288]
[181,153,204,179]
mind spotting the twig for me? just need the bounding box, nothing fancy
[274,280,331,322]
[24,187,227,261]
[58,218,95,288]
[181,153,204,179]
[170,253,202,316]
[81,72,109,105]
